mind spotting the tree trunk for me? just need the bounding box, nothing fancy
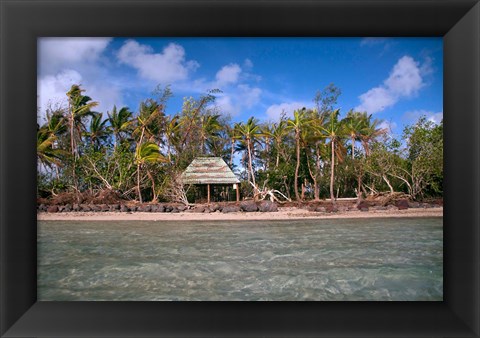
[382,174,395,194]
[230,139,235,167]
[330,139,336,205]
[147,169,157,202]
[294,132,301,201]
[351,136,355,160]
[137,163,143,203]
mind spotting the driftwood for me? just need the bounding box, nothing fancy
[365,191,411,206]
[249,181,292,203]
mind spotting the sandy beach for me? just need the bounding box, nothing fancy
[38,206,443,221]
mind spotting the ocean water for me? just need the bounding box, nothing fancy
[37,217,443,301]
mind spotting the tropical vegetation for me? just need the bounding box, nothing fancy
[37,84,443,204]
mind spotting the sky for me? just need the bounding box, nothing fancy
[38,37,443,138]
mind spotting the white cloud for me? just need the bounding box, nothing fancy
[244,58,254,69]
[384,56,424,96]
[404,109,443,124]
[355,56,427,114]
[37,69,82,121]
[214,95,236,116]
[210,85,262,116]
[215,63,242,86]
[37,69,123,123]
[265,102,308,121]
[117,40,199,84]
[238,84,261,108]
[378,120,397,134]
[39,37,112,75]
[38,38,124,121]
[356,87,397,115]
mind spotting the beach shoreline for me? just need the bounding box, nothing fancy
[38,207,443,221]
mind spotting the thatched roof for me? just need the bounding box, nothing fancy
[181,157,240,185]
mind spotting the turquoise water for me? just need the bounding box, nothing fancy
[37,218,443,301]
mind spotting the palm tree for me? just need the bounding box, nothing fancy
[135,142,166,203]
[234,117,263,189]
[164,114,183,161]
[344,110,366,160]
[66,84,98,157]
[37,128,65,169]
[134,99,164,144]
[107,106,133,148]
[199,113,222,155]
[84,113,110,150]
[225,124,238,167]
[287,108,310,201]
[319,109,346,205]
[360,113,387,157]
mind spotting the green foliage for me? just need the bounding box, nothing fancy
[37,84,443,203]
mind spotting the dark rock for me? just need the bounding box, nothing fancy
[396,199,409,210]
[47,205,58,213]
[387,204,398,211]
[89,204,101,212]
[222,205,241,213]
[170,208,180,213]
[325,204,338,213]
[360,207,369,212]
[257,200,278,212]
[356,201,370,210]
[63,204,72,212]
[109,204,120,211]
[80,204,91,212]
[151,205,165,212]
[177,205,187,212]
[137,205,151,212]
[408,201,421,208]
[120,205,129,212]
[193,206,205,213]
[98,204,109,212]
[307,204,319,212]
[240,200,258,212]
[209,204,221,212]
[164,205,173,212]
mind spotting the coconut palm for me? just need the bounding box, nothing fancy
[164,114,183,161]
[66,84,98,157]
[234,117,263,189]
[319,109,346,205]
[107,106,133,148]
[135,141,166,203]
[199,113,222,155]
[37,128,66,169]
[360,114,387,156]
[344,110,366,159]
[287,108,310,201]
[84,113,110,150]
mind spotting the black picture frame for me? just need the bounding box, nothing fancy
[1,0,479,337]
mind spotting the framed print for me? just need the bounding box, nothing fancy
[1,0,479,337]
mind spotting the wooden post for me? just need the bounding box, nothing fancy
[235,184,240,202]
[207,184,210,204]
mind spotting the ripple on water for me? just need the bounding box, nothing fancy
[37,217,443,301]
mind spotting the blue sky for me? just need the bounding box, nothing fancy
[38,37,442,137]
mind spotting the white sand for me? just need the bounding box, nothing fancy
[38,207,443,221]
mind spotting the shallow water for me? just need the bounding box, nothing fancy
[37,217,443,301]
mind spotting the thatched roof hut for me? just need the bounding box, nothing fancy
[181,157,240,203]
